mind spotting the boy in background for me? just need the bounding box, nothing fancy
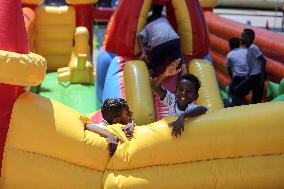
[226,37,249,106]
[240,28,267,104]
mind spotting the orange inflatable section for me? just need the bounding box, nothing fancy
[205,11,284,85]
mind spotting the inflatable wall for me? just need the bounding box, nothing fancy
[1,90,284,188]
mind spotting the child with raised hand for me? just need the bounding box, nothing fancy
[152,58,207,137]
[84,98,135,156]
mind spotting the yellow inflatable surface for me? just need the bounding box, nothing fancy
[22,0,43,4]
[124,60,156,125]
[0,50,46,86]
[2,4,283,187]
[35,6,76,70]
[2,91,284,188]
[199,0,219,8]
[189,60,224,110]
[66,0,98,4]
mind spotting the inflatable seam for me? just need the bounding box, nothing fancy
[106,152,284,172]
[4,144,103,172]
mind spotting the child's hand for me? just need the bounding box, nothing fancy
[165,58,182,77]
[106,133,124,156]
[122,122,136,140]
[169,116,184,137]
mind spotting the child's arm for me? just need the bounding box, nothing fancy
[258,55,267,76]
[180,57,188,75]
[152,58,182,99]
[170,106,207,137]
[227,67,233,79]
[137,34,149,63]
[85,124,123,156]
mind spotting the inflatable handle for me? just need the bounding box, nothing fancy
[123,60,156,125]
[74,27,89,55]
[189,59,224,110]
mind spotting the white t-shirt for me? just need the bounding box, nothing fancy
[226,48,249,77]
[138,17,179,48]
[247,44,263,75]
[94,120,109,128]
[161,90,198,116]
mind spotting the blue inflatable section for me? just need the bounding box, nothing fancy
[102,56,122,100]
[204,53,213,63]
[96,48,116,102]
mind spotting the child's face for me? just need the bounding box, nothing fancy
[119,107,133,125]
[175,80,198,107]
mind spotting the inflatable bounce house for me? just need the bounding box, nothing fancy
[0,0,284,188]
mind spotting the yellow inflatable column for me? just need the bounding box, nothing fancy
[66,0,98,4]
[171,0,193,55]
[124,61,156,125]
[199,0,220,8]
[134,0,152,55]
[35,6,76,70]
[189,59,224,110]
[57,27,95,84]
[22,0,43,4]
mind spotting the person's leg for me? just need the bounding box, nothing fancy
[166,39,188,74]
[251,74,264,104]
[168,39,182,61]
[234,76,252,98]
[231,76,246,106]
[148,43,169,76]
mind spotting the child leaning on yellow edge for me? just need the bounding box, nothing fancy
[80,98,135,156]
[152,58,208,137]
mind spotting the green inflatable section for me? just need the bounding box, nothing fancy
[39,72,100,114]
[267,78,284,102]
[29,28,102,114]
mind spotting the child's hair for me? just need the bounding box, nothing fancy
[152,4,164,15]
[177,74,201,93]
[243,28,255,41]
[147,4,164,23]
[229,37,240,50]
[101,98,128,124]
